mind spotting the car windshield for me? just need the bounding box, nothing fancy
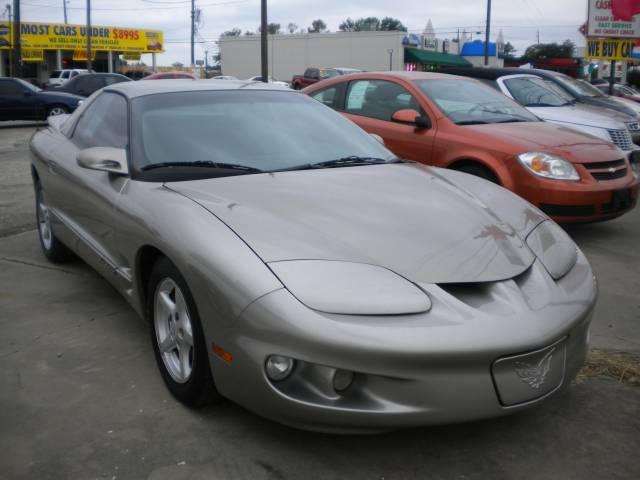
[131,90,395,175]
[415,78,537,125]
[49,70,62,79]
[503,76,571,107]
[320,69,340,79]
[574,79,606,97]
[551,74,603,98]
[619,85,638,95]
[16,78,41,92]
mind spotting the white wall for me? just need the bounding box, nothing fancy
[220,31,406,81]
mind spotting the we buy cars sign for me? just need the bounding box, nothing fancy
[588,0,640,38]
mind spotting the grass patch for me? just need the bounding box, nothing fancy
[577,350,640,386]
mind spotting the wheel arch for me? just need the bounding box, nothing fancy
[447,158,510,188]
[135,244,167,318]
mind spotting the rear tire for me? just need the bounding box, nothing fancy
[454,163,499,184]
[35,185,74,263]
[147,256,220,407]
[46,105,69,117]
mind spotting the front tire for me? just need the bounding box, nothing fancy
[148,257,220,407]
[35,185,74,263]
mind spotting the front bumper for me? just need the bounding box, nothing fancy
[515,166,639,224]
[205,252,597,433]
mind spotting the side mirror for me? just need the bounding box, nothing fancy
[391,109,431,129]
[77,147,128,176]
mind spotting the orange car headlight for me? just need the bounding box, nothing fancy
[518,152,580,181]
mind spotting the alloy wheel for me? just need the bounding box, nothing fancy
[37,195,52,250]
[154,278,195,383]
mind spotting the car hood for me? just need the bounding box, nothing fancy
[527,103,631,129]
[38,90,83,101]
[463,122,623,162]
[609,96,640,115]
[167,164,537,284]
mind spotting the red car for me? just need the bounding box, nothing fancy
[304,71,639,223]
[143,71,197,80]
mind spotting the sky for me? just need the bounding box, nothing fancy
[9,0,590,66]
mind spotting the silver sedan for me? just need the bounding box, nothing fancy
[30,80,596,433]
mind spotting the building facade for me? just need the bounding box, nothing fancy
[0,21,163,84]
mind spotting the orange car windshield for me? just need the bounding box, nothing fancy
[415,79,537,125]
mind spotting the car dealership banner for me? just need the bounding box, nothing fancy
[0,21,163,53]
[586,37,636,59]
[588,0,640,38]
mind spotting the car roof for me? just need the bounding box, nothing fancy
[103,79,293,98]
[439,67,547,80]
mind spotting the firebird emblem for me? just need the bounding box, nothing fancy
[514,348,555,389]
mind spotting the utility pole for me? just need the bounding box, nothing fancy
[63,0,68,24]
[609,60,616,95]
[190,0,195,66]
[537,30,540,45]
[86,0,92,70]
[204,49,208,71]
[260,0,268,82]
[483,0,491,66]
[11,0,20,77]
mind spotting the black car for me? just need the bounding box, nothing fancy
[0,77,83,121]
[52,73,131,97]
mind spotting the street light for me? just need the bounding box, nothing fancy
[260,0,268,82]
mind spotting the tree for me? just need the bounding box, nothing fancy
[355,17,380,31]
[379,17,407,32]
[287,22,298,34]
[258,23,281,34]
[308,19,327,33]
[522,39,575,61]
[244,30,255,36]
[172,61,184,69]
[339,18,356,32]
[222,28,242,37]
[503,42,517,60]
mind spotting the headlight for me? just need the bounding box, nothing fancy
[526,220,577,279]
[268,260,431,315]
[518,152,580,181]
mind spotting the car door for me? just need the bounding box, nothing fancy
[48,92,129,280]
[341,79,436,163]
[0,79,35,120]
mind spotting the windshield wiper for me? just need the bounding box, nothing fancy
[141,161,263,172]
[270,156,402,172]
[456,120,490,125]
[523,103,561,107]
[313,156,397,168]
[493,118,530,123]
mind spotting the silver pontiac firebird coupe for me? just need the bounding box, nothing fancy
[30,80,597,433]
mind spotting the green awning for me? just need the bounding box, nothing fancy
[404,47,472,67]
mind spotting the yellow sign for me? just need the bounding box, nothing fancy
[72,49,96,61]
[0,21,163,53]
[122,52,142,61]
[22,49,44,62]
[586,37,635,60]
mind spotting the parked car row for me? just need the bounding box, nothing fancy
[304,70,639,223]
[291,67,362,89]
[30,79,605,432]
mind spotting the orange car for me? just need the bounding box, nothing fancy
[304,72,639,223]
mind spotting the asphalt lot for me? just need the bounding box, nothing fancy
[0,125,639,480]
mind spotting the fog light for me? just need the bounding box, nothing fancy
[265,355,294,381]
[333,369,354,392]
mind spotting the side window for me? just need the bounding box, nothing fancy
[345,80,421,121]
[305,68,319,80]
[72,93,128,149]
[105,75,126,86]
[0,79,25,95]
[311,86,337,107]
[71,71,79,78]
[61,71,70,79]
